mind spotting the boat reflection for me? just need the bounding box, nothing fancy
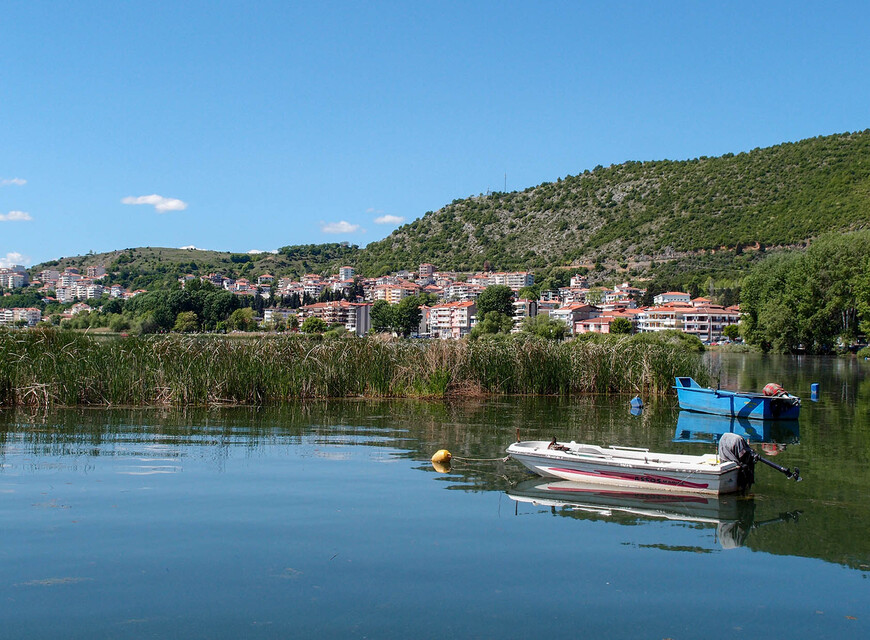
[508,478,799,549]
[673,410,799,444]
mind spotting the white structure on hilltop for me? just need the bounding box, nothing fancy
[653,291,691,306]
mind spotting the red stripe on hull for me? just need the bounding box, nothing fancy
[548,467,711,490]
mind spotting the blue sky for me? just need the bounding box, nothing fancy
[2,1,869,268]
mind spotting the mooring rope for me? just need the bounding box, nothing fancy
[450,455,510,463]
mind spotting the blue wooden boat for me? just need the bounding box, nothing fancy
[674,377,801,420]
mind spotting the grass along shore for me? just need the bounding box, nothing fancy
[0,329,708,407]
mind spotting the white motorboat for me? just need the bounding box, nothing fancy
[506,440,742,495]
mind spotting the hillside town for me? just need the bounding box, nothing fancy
[1,262,740,342]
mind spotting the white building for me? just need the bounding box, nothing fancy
[570,274,589,288]
[653,291,691,306]
[681,306,741,342]
[299,300,371,336]
[0,307,42,326]
[263,308,298,325]
[637,304,692,333]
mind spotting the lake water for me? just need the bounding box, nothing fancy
[1,354,868,639]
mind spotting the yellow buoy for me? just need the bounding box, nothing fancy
[431,449,452,464]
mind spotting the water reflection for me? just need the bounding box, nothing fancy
[673,410,800,444]
[508,478,801,550]
[1,352,869,580]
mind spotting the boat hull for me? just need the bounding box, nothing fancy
[507,441,741,495]
[674,377,801,420]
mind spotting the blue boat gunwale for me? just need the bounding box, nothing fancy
[673,376,770,399]
[673,376,801,420]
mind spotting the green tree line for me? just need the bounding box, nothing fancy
[740,231,870,353]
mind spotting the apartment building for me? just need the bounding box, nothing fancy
[299,300,372,336]
[511,299,538,333]
[428,301,476,339]
[681,305,741,342]
[636,303,693,333]
[0,307,42,326]
[550,303,598,334]
[372,282,421,304]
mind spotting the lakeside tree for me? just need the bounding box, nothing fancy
[173,311,200,333]
[370,300,393,333]
[227,308,256,331]
[301,317,328,334]
[369,295,429,337]
[476,285,514,317]
[723,324,739,341]
[609,317,633,335]
[740,231,870,353]
[521,314,567,340]
[471,311,514,338]
[392,296,424,337]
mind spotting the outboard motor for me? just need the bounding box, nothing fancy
[718,432,756,492]
[762,382,801,418]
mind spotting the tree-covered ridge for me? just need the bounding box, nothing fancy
[30,244,362,291]
[356,130,870,274]
[28,130,870,284]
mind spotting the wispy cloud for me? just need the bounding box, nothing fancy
[122,194,188,213]
[320,220,361,234]
[247,249,279,254]
[374,214,405,225]
[0,178,26,186]
[0,252,30,268]
[179,245,202,250]
[0,210,32,222]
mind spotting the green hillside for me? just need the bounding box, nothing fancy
[357,130,870,275]
[29,130,870,286]
[32,244,362,290]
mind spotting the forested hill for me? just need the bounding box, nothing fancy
[31,244,362,291]
[356,130,870,274]
[29,130,870,286]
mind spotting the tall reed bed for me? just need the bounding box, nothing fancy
[0,329,708,407]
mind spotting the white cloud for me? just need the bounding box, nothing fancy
[0,210,32,222]
[320,220,361,234]
[0,252,30,268]
[247,249,279,255]
[179,245,201,250]
[374,214,405,225]
[122,194,188,213]
[0,178,26,186]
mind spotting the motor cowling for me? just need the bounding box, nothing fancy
[718,432,756,492]
[763,382,787,397]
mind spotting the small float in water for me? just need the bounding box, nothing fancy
[674,377,800,420]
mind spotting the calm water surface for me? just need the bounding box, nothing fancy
[1,354,868,639]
